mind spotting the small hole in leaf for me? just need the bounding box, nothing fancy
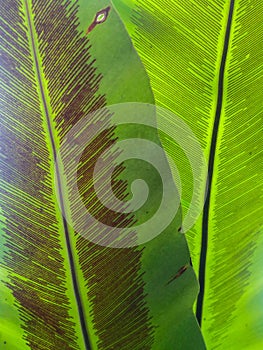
[96,13,106,23]
[87,6,111,34]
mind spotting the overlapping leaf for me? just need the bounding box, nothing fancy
[113,0,263,348]
[0,0,204,349]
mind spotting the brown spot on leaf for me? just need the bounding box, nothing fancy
[167,264,189,285]
[87,7,111,34]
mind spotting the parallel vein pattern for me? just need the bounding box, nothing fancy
[196,0,235,325]
[120,0,226,264]
[113,0,263,348]
[0,0,154,349]
[1,0,81,348]
[203,1,263,348]
[31,0,154,348]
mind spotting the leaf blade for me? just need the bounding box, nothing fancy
[113,0,263,348]
[0,0,204,349]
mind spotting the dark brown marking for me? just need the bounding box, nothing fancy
[87,6,111,34]
[167,265,189,285]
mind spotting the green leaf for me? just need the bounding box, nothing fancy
[113,0,263,348]
[0,0,205,349]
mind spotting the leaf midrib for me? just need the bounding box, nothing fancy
[196,0,236,326]
[24,1,91,348]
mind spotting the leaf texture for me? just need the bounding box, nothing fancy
[113,0,263,348]
[0,0,204,349]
